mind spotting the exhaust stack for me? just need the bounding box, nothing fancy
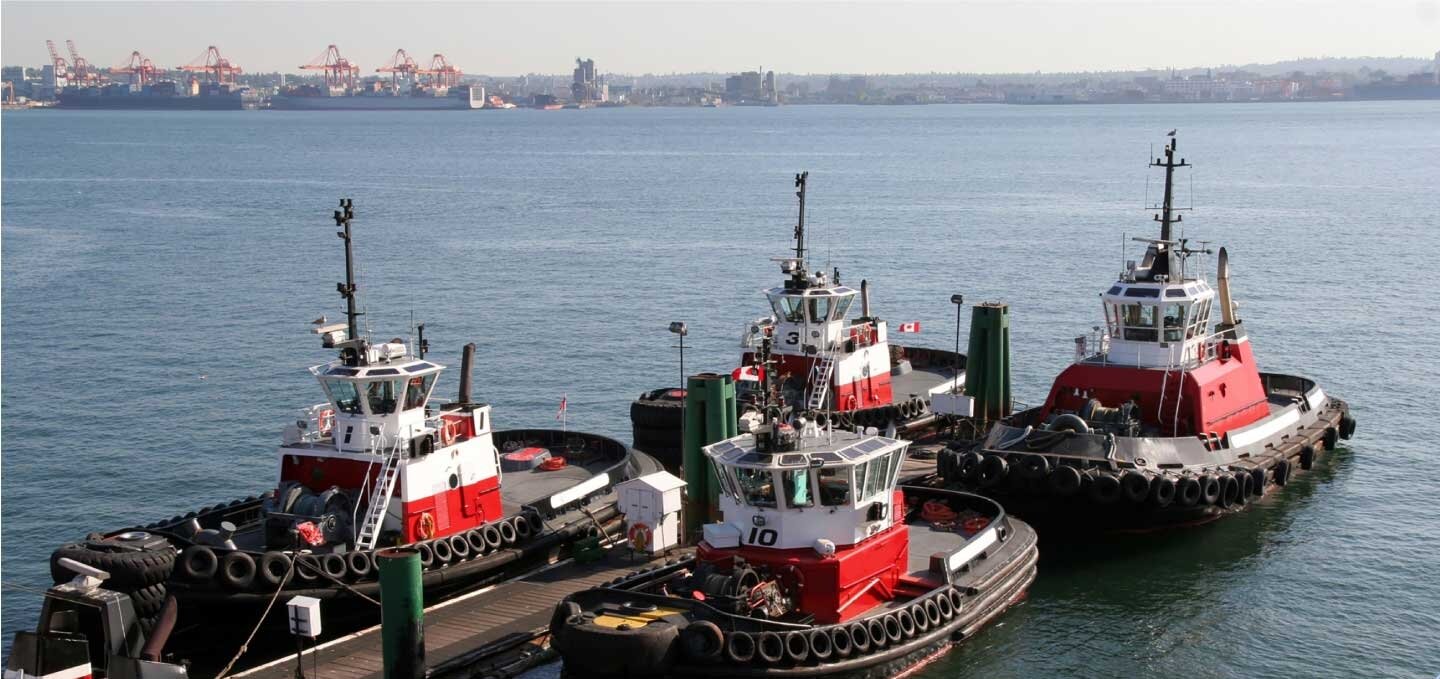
[1217,247,1238,326]
[860,279,871,318]
[457,342,476,405]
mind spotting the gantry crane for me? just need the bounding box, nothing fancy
[44,40,71,80]
[419,53,463,89]
[376,49,419,91]
[300,44,360,89]
[65,40,102,85]
[178,46,242,85]
[113,51,160,87]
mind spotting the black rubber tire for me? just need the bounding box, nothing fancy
[912,602,931,633]
[783,630,809,663]
[1176,476,1202,507]
[465,529,488,554]
[177,545,219,582]
[1088,472,1122,505]
[1238,472,1255,501]
[866,618,888,649]
[1019,454,1050,480]
[258,552,292,587]
[1199,474,1221,505]
[129,582,168,618]
[1274,459,1291,487]
[922,598,943,628]
[756,631,784,664]
[1299,445,1316,470]
[631,389,686,429]
[947,588,964,614]
[294,554,322,582]
[50,537,177,588]
[1049,465,1082,496]
[847,622,871,655]
[957,451,983,483]
[936,592,955,620]
[1323,427,1339,451]
[1218,475,1240,508]
[449,534,472,561]
[415,542,436,569]
[1151,475,1177,508]
[726,631,757,664]
[482,524,504,550]
[682,620,724,661]
[321,553,348,580]
[431,538,454,565]
[526,512,545,535]
[499,520,518,546]
[896,608,917,638]
[978,455,1008,488]
[346,551,374,580]
[1250,468,1267,497]
[218,551,257,591]
[1340,414,1356,440]
[797,628,829,661]
[513,515,533,541]
[882,613,904,644]
[1121,471,1150,503]
[829,626,852,658]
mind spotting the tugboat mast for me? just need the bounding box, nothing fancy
[1151,137,1189,243]
[793,171,808,265]
[333,198,367,365]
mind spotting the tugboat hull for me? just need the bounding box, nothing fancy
[938,372,1355,529]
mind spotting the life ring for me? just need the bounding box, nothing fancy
[439,421,458,446]
[416,512,437,540]
[627,522,652,552]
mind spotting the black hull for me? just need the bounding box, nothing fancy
[57,95,250,110]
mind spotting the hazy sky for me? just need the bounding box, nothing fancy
[3,1,1437,75]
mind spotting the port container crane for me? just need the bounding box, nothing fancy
[113,51,160,87]
[419,53,463,88]
[45,40,71,80]
[300,44,360,89]
[178,46,242,85]
[376,48,419,91]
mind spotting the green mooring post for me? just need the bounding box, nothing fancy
[377,548,424,679]
[964,302,1012,423]
[683,372,738,536]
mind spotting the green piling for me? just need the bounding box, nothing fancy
[377,548,424,679]
[964,303,1012,423]
[683,372,738,536]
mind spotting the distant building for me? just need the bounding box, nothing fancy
[571,57,607,103]
[724,68,777,104]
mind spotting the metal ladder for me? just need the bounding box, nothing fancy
[806,349,836,411]
[355,434,406,551]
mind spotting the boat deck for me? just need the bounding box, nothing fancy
[231,546,679,679]
[890,364,960,401]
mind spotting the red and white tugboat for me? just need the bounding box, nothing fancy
[32,200,643,669]
[552,338,1037,678]
[632,173,964,468]
[938,137,1357,527]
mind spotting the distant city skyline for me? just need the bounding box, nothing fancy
[3,1,1437,76]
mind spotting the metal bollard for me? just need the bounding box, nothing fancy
[377,547,424,679]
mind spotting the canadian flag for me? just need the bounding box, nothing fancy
[732,365,765,382]
[896,322,922,333]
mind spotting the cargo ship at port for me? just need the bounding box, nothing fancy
[57,81,259,110]
[268,83,484,110]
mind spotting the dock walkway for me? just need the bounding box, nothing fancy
[232,549,671,679]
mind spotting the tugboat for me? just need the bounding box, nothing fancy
[32,200,639,668]
[552,338,1037,678]
[937,137,1357,528]
[632,173,965,469]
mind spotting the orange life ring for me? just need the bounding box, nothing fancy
[439,420,459,446]
[416,512,437,540]
[627,522,652,552]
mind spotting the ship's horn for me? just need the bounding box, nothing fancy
[860,279,871,318]
[1217,247,1238,326]
[457,342,476,404]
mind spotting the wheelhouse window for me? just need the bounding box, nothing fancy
[770,295,806,323]
[818,466,851,506]
[367,379,402,415]
[833,295,854,321]
[1162,303,1188,342]
[808,296,832,324]
[326,380,363,414]
[1121,304,1158,342]
[734,467,777,508]
[780,469,813,508]
[403,374,436,411]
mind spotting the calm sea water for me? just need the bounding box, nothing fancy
[3,102,1437,677]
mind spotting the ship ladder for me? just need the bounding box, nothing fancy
[355,434,406,551]
[806,350,837,412]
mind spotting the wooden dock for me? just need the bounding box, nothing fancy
[232,548,675,679]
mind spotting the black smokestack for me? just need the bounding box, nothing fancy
[457,343,476,405]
